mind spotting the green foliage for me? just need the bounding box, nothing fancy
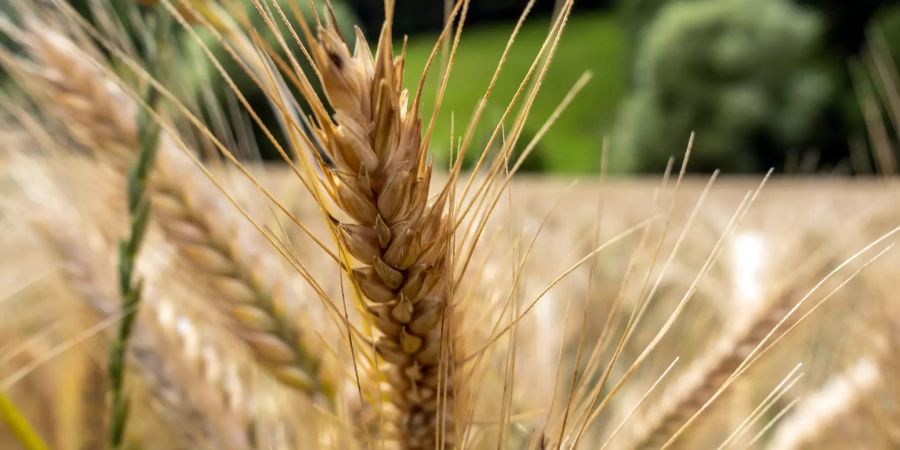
[612,0,833,173]
[872,4,900,62]
[403,12,628,173]
[618,0,686,38]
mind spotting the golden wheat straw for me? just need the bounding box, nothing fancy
[18,27,332,399]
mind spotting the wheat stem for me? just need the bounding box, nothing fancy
[107,9,164,448]
[0,390,49,450]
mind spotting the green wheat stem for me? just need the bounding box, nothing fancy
[106,8,165,450]
[0,390,49,450]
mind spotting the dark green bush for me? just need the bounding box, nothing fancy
[611,0,833,173]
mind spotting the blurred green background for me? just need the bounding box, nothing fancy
[7,0,900,174]
[393,0,900,174]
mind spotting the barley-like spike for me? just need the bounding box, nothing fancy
[303,21,458,449]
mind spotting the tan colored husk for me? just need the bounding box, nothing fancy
[299,21,459,449]
[18,26,333,399]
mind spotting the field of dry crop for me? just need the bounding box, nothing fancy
[2,161,898,449]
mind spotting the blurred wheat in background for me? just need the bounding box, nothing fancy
[0,0,899,449]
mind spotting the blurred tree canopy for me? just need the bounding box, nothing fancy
[611,0,833,173]
[621,0,893,51]
[873,4,900,60]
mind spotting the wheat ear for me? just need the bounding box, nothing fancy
[626,291,797,449]
[17,156,251,450]
[31,204,254,450]
[297,21,458,449]
[767,357,881,450]
[20,28,332,399]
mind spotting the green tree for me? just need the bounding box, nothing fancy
[612,0,833,173]
[872,4,900,62]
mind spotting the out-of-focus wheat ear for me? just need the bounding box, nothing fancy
[13,29,138,168]
[28,199,255,450]
[623,222,899,450]
[15,25,334,402]
[623,295,798,449]
[767,358,881,450]
[135,295,256,450]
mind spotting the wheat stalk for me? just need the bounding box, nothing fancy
[106,11,164,445]
[0,391,49,450]
[15,26,333,400]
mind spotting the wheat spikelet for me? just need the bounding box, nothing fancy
[294,18,459,449]
[16,26,333,399]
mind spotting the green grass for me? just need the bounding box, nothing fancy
[402,11,628,173]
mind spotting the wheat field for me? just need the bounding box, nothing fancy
[0,0,899,449]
